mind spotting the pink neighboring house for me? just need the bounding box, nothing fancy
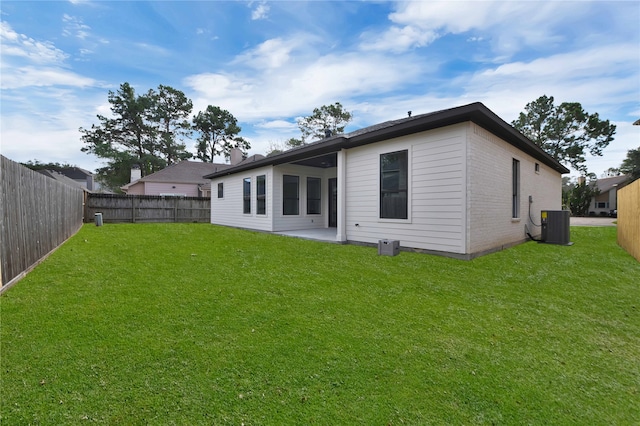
[121,161,232,197]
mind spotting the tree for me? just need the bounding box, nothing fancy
[80,82,194,189]
[566,178,599,216]
[297,102,352,143]
[512,95,616,173]
[603,167,621,177]
[192,106,249,162]
[147,85,193,165]
[619,146,640,182]
[21,160,76,172]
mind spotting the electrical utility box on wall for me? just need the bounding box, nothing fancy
[541,210,572,245]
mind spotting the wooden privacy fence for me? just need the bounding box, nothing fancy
[1,155,84,288]
[85,194,211,223]
[617,179,640,262]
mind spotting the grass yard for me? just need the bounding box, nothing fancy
[1,224,638,424]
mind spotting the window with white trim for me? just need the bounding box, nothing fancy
[283,175,299,215]
[512,159,520,218]
[380,150,408,219]
[307,177,321,215]
[243,177,251,214]
[257,175,266,215]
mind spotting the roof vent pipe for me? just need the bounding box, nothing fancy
[408,111,412,117]
[324,129,332,138]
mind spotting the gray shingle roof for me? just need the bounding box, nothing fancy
[123,161,232,188]
[596,175,631,193]
[204,102,570,179]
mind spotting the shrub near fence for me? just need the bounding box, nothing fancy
[617,179,640,262]
[1,155,84,288]
[85,194,211,223]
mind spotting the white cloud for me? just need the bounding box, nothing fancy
[134,42,171,56]
[360,25,438,53]
[251,2,270,20]
[0,21,97,89]
[185,50,425,122]
[0,66,96,89]
[0,21,68,64]
[460,43,638,118]
[233,37,301,69]
[62,14,91,39]
[255,120,297,130]
[361,1,580,55]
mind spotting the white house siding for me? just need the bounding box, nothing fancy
[271,164,336,232]
[210,166,274,232]
[345,124,467,253]
[467,122,562,254]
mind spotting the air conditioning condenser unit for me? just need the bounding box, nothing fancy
[541,210,572,245]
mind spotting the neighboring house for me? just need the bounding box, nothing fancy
[590,175,631,216]
[38,169,93,193]
[121,160,234,197]
[205,102,570,259]
[38,167,101,192]
[58,167,100,191]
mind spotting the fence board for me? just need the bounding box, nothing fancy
[617,179,640,262]
[1,156,84,287]
[84,194,211,224]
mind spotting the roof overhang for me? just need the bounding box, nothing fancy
[204,102,569,179]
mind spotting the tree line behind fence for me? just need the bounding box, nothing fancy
[84,194,210,224]
[1,156,84,287]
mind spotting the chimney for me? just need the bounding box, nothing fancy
[577,176,586,186]
[230,148,243,165]
[130,165,141,183]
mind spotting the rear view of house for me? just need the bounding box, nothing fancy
[205,103,569,259]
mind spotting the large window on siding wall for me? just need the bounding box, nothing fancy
[307,177,321,215]
[512,159,520,218]
[243,177,251,214]
[256,175,266,215]
[380,150,408,219]
[283,175,299,215]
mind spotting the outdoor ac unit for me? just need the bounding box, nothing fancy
[541,210,572,245]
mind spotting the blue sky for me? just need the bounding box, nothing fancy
[1,1,638,178]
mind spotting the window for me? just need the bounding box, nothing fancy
[257,175,266,215]
[307,177,321,215]
[217,182,224,198]
[283,175,299,215]
[512,159,520,218]
[380,150,408,219]
[596,202,608,209]
[243,177,251,214]
[535,163,540,173]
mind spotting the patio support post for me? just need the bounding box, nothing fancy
[336,149,347,242]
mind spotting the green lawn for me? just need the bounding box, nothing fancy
[1,224,638,425]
